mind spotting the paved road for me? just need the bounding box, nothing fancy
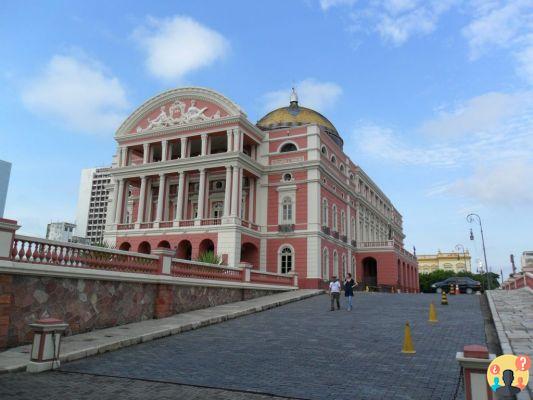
[0,293,487,400]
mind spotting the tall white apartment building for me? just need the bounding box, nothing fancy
[75,167,111,244]
[0,160,11,218]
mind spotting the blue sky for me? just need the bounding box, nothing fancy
[1,0,532,278]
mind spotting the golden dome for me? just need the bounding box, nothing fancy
[256,90,343,147]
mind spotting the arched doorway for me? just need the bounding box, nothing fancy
[157,240,171,249]
[199,238,215,255]
[138,241,151,254]
[362,257,377,289]
[119,242,131,251]
[177,240,192,260]
[241,242,259,268]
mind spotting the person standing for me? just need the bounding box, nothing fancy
[344,273,356,311]
[329,276,341,311]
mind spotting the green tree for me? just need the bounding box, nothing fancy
[418,270,500,292]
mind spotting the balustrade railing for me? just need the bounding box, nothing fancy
[250,271,294,286]
[10,235,159,274]
[140,222,154,229]
[179,219,195,227]
[201,218,221,226]
[170,259,243,281]
[117,223,134,230]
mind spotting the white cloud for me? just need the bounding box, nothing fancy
[21,54,129,134]
[375,1,455,45]
[354,90,533,207]
[419,92,530,138]
[430,160,533,206]
[320,0,357,11]
[134,15,229,81]
[462,0,531,59]
[262,79,343,112]
[516,41,533,85]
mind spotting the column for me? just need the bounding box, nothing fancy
[248,177,254,222]
[108,178,119,225]
[197,168,206,220]
[233,129,240,152]
[347,204,352,243]
[143,143,149,164]
[175,171,185,221]
[223,166,232,217]
[230,166,239,216]
[161,140,168,162]
[251,145,256,160]
[155,173,165,222]
[201,133,208,156]
[114,178,125,223]
[226,129,233,153]
[137,176,147,223]
[120,147,127,167]
[180,137,188,159]
[238,168,244,218]
[239,131,244,152]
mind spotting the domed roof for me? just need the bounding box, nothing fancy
[256,88,343,147]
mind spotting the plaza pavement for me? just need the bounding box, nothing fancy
[0,292,487,400]
[488,288,533,398]
[0,289,322,373]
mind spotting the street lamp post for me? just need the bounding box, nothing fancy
[467,213,491,290]
[454,244,467,273]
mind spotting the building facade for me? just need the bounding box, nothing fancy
[46,222,77,242]
[417,250,472,274]
[0,160,11,218]
[103,87,418,291]
[75,167,111,244]
[522,251,533,270]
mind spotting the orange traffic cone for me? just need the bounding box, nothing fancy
[401,322,416,354]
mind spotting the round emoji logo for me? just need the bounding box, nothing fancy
[487,354,530,395]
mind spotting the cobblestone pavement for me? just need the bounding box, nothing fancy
[0,293,486,400]
[488,289,533,397]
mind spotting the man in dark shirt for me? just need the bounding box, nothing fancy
[344,273,356,311]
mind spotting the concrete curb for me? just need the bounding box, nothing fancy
[0,289,324,374]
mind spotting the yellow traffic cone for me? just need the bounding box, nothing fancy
[365,285,369,292]
[429,302,438,323]
[441,291,448,305]
[401,322,416,354]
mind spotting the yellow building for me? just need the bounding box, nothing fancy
[417,250,471,274]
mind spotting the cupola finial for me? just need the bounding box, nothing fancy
[290,86,298,105]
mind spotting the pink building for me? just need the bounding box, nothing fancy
[104,87,419,291]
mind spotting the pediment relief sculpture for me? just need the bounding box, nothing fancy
[136,99,222,133]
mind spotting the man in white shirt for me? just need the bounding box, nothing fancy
[329,276,341,311]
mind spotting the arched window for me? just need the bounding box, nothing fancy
[341,210,346,235]
[279,142,298,153]
[283,173,292,182]
[322,199,328,226]
[340,164,344,173]
[280,246,293,274]
[212,201,223,219]
[333,251,339,277]
[321,146,327,155]
[322,248,329,279]
[351,256,356,277]
[282,196,293,222]
[351,217,356,240]
[331,155,336,164]
[332,205,338,231]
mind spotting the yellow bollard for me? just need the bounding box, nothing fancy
[365,285,369,292]
[441,291,448,305]
[401,322,416,354]
[429,302,438,323]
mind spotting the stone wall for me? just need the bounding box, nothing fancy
[0,273,282,349]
